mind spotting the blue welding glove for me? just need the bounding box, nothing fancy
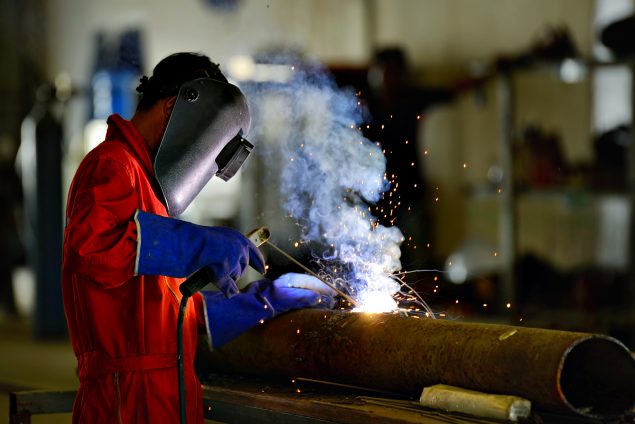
[134,210,265,297]
[202,274,335,349]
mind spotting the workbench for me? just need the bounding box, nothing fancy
[10,374,632,423]
[201,374,490,423]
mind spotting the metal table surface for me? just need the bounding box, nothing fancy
[200,374,625,424]
[9,374,633,423]
[202,375,490,424]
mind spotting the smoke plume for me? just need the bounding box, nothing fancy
[244,57,404,309]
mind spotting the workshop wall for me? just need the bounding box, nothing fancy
[43,0,598,174]
[44,0,595,83]
[44,0,368,87]
[41,0,599,264]
[374,0,594,82]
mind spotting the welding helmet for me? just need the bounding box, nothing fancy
[154,77,252,216]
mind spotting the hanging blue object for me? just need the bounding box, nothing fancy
[90,29,143,120]
[201,0,241,11]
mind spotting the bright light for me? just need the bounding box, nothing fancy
[353,291,398,313]
[84,119,108,153]
[560,59,587,84]
[227,54,294,83]
[226,55,256,81]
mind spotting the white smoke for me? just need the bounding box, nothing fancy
[243,57,404,309]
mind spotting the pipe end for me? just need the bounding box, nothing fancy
[560,336,635,418]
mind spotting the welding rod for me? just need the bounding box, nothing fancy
[246,227,359,307]
[263,239,359,307]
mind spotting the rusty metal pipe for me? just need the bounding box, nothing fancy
[198,309,635,419]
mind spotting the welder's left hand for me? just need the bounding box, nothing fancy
[272,273,338,297]
[202,275,334,349]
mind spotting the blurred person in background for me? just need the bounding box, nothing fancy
[62,52,333,423]
[0,135,22,317]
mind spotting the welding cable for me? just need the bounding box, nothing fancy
[176,293,189,424]
[176,266,217,424]
[176,228,270,424]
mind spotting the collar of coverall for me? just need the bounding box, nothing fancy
[105,114,155,178]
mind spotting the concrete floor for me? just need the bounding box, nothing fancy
[0,315,76,424]
[0,315,223,424]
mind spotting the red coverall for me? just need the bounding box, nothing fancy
[62,114,205,423]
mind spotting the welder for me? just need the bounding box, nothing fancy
[62,52,333,423]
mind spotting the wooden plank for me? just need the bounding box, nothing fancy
[10,390,76,415]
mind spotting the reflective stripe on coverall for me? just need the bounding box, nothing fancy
[62,114,205,423]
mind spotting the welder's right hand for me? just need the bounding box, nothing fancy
[133,210,265,297]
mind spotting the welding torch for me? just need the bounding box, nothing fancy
[177,227,357,424]
[180,226,356,313]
